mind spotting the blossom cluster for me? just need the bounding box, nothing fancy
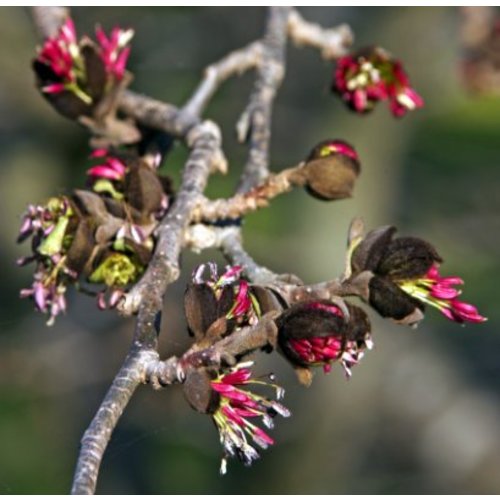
[33,17,133,118]
[210,362,290,474]
[333,47,424,117]
[17,149,171,323]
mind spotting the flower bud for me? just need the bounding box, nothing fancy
[302,139,360,201]
[183,369,220,414]
[277,300,372,378]
[184,263,262,342]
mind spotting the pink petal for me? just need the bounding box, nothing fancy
[113,46,130,79]
[106,157,127,175]
[42,83,66,94]
[353,89,368,112]
[90,148,109,158]
[87,165,123,180]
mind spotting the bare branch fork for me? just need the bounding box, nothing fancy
[31,6,353,494]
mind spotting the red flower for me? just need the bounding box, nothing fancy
[34,17,133,105]
[210,361,290,474]
[279,302,373,378]
[95,26,134,80]
[35,18,88,100]
[399,264,487,324]
[192,263,261,326]
[333,47,423,118]
[350,226,487,325]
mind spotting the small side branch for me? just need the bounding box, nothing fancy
[460,6,495,49]
[191,165,300,222]
[117,91,194,138]
[237,6,290,193]
[145,314,279,385]
[287,8,353,59]
[183,41,264,118]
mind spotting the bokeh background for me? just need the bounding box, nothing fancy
[1,6,499,494]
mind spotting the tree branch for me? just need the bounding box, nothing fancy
[191,164,301,222]
[287,8,353,59]
[71,119,225,494]
[236,6,290,193]
[70,349,158,495]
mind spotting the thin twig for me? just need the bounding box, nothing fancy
[236,6,290,193]
[191,165,301,222]
[183,41,264,118]
[146,314,279,386]
[287,8,353,60]
[117,91,191,138]
[460,6,495,49]
[219,227,281,285]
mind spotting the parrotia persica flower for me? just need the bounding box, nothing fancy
[333,46,424,117]
[350,226,487,324]
[277,300,373,378]
[33,17,133,119]
[184,263,263,341]
[209,361,290,474]
[17,196,77,325]
[17,148,173,322]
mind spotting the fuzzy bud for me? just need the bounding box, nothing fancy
[300,139,360,201]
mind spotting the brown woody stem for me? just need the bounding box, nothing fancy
[191,164,303,222]
[287,8,353,59]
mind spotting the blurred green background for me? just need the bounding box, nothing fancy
[1,6,499,494]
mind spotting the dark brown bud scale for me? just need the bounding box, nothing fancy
[184,284,235,341]
[351,225,396,274]
[80,42,107,103]
[377,237,442,280]
[66,218,95,274]
[368,276,423,322]
[182,370,220,414]
[124,163,165,218]
[32,61,91,119]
